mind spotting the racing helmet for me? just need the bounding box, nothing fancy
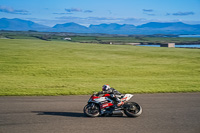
[102,84,110,91]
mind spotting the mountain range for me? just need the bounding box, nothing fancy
[0,18,200,35]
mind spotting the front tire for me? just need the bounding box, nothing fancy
[83,103,100,117]
[124,102,142,117]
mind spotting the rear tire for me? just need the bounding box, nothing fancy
[83,103,100,117]
[124,102,142,117]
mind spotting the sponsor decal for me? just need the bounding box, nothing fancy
[102,104,109,108]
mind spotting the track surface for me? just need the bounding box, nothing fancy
[0,93,200,133]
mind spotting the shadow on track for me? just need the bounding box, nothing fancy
[32,111,85,117]
[32,111,125,118]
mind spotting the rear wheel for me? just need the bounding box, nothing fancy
[83,103,100,117]
[124,102,142,117]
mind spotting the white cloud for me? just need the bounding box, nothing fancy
[0,5,30,15]
[172,12,195,16]
[49,16,151,27]
[64,8,93,13]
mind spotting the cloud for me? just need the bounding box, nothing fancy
[53,12,72,15]
[65,8,82,12]
[53,8,93,16]
[65,8,93,13]
[143,9,154,12]
[0,5,30,15]
[172,12,195,16]
[54,16,149,26]
[144,13,155,16]
[142,9,155,16]
[84,10,93,13]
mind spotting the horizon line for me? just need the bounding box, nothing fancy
[1,17,200,28]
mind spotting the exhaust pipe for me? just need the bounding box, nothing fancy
[112,110,123,116]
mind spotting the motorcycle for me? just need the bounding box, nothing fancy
[83,93,142,117]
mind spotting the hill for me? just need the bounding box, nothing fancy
[0,18,51,31]
[0,18,200,34]
[136,22,200,34]
[52,22,89,33]
[89,23,136,34]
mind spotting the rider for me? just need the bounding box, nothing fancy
[96,84,124,107]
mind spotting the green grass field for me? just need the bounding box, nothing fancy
[0,39,200,96]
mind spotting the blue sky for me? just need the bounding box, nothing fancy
[0,0,200,27]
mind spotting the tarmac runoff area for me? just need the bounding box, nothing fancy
[0,93,200,133]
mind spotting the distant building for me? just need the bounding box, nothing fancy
[160,43,175,48]
[126,43,141,45]
[64,37,71,40]
[168,43,175,48]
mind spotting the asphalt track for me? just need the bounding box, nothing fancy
[0,93,200,133]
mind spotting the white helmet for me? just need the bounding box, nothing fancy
[102,84,110,91]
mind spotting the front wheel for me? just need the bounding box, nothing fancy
[83,103,100,117]
[124,102,142,117]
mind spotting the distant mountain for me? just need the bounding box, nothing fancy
[137,22,189,28]
[88,22,200,34]
[136,22,200,34]
[89,23,136,34]
[0,18,51,31]
[0,18,200,34]
[52,22,89,33]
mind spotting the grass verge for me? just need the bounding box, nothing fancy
[0,39,200,96]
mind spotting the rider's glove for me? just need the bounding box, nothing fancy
[93,92,98,96]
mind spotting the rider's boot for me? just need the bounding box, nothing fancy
[117,101,124,107]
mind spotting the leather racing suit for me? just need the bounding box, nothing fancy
[96,88,122,105]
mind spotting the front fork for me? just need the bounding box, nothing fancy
[88,102,101,114]
[90,103,95,109]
